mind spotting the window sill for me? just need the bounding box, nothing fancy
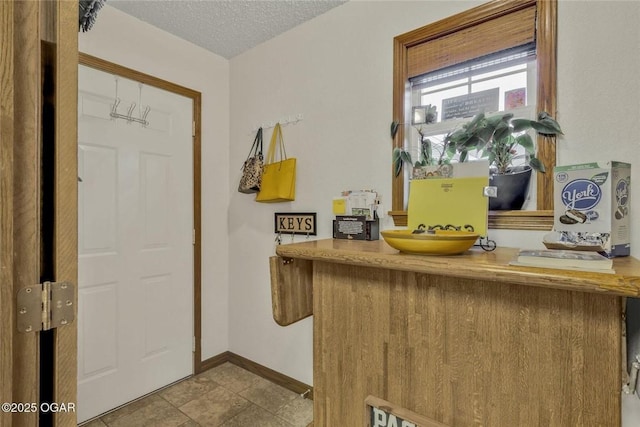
[389,210,553,231]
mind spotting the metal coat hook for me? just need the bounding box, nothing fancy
[141,105,151,124]
[126,102,136,123]
[110,98,121,120]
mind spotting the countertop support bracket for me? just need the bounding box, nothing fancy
[624,355,639,396]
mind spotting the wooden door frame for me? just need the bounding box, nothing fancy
[1,1,78,426]
[53,2,79,425]
[1,2,42,425]
[77,53,204,375]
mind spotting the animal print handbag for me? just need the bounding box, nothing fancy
[238,127,264,194]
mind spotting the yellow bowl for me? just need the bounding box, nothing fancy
[381,229,479,255]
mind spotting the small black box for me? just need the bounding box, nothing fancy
[333,216,379,241]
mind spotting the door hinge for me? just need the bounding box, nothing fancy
[17,281,75,333]
[193,229,196,245]
[192,336,196,352]
[192,121,196,137]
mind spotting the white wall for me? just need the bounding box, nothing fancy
[79,5,231,360]
[555,4,640,422]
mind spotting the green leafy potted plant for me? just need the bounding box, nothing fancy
[392,132,449,178]
[391,110,562,210]
[445,111,563,210]
[446,111,562,173]
[392,105,451,178]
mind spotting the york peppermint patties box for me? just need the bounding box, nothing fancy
[554,161,631,257]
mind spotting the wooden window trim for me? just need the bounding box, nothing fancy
[391,0,557,231]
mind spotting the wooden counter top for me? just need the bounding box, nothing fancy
[275,239,640,297]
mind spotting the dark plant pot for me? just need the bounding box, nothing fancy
[489,166,532,210]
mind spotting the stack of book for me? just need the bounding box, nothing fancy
[510,249,614,273]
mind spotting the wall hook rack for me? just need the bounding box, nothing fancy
[110,77,150,127]
[110,98,150,127]
[253,113,303,132]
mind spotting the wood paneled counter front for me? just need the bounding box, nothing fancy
[275,239,640,426]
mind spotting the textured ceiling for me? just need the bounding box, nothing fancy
[108,0,348,59]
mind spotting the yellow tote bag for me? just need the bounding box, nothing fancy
[255,123,296,203]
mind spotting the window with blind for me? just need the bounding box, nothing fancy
[391,0,557,230]
[408,44,538,206]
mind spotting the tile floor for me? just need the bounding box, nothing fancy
[80,362,313,427]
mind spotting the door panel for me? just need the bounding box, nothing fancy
[79,284,118,377]
[77,65,193,422]
[141,153,171,247]
[78,144,118,253]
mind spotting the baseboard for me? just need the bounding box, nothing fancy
[199,351,313,400]
[197,350,232,374]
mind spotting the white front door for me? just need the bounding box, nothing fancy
[77,65,193,422]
